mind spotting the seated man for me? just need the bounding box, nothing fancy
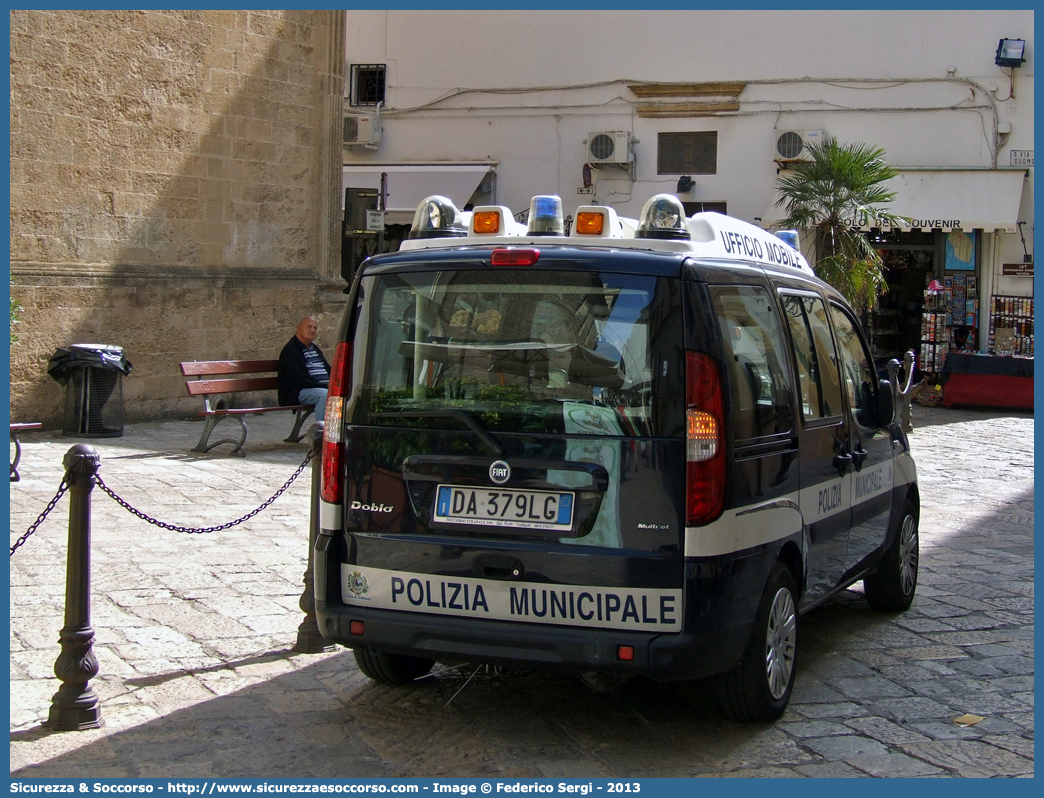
[278,316,330,419]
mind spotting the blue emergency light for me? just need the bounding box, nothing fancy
[526,195,565,236]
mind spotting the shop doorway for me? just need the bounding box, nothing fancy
[869,232,937,364]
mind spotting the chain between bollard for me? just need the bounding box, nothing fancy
[10,478,70,557]
[12,449,315,551]
[94,448,316,534]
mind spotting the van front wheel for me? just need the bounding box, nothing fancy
[718,562,798,722]
[353,645,435,685]
[863,499,919,612]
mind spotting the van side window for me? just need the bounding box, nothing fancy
[829,304,879,428]
[781,295,843,420]
[710,286,793,440]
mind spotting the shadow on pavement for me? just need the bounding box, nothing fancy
[10,652,728,778]
[10,490,1033,778]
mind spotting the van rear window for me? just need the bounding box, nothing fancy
[351,268,666,437]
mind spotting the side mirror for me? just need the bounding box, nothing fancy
[875,379,895,428]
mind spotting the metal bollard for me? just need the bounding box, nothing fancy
[294,421,334,653]
[888,351,924,434]
[46,444,103,730]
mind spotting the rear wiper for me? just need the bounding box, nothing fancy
[370,410,505,457]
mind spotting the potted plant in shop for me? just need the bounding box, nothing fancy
[773,138,909,314]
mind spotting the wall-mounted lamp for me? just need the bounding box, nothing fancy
[1017,221,1031,263]
[995,38,1026,68]
[677,175,694,193]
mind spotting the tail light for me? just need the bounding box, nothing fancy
[321,341,352,504]
[685,351,726,526]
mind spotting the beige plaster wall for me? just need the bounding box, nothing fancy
[9,9,346,427]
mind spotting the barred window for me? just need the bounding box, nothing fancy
[682,201,727,216]
[658,132,717,174]
[351,64,386,106]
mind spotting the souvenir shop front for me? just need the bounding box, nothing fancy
[868,227,988,370]
[857,169,1033,409]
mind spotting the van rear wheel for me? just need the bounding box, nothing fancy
[353,645,435,685]
[863,498,919,612]
[718,562,798,722]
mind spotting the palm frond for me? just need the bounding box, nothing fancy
[774,137,907,311]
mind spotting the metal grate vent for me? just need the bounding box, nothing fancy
[775,131,805,160]
[589,134,616,161]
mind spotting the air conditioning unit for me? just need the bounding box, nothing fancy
[587,131,633,165]
[343,113,381,148]
[773,129,824,161]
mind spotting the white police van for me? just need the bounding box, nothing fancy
[314,193,919,721]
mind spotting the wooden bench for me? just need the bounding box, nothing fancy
[10,422,42,482]
[180,360,314,457]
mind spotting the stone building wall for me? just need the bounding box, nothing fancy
[9,9,347,426]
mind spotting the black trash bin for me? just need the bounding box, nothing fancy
[47,344,133,438]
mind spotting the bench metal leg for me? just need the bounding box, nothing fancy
[10,433,22,482]
[284,407,315,444]
[191,415,248,457]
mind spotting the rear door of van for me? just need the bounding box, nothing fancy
[337,250,689,636]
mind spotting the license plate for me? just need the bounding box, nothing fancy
[434,485,574,532]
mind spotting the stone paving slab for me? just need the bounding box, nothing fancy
[8,405,1034,778]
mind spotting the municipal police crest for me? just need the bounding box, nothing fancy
[346,570,370,596]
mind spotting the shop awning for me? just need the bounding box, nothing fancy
[341,164,495,221]
[764,169,1028,232]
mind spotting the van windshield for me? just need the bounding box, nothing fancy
[351,268,665,437]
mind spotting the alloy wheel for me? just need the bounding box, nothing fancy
[764,587,797,700]
[898,514,919,596]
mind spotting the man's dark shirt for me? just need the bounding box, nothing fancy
[278,336,330,406]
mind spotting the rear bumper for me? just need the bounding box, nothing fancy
[315,545,778,682]
[316,599,750,681]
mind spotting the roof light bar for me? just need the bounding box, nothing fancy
[572,205,621,238]
[472,211,500,235]
[636,194,691,240]
[576,212,604,236]
[526,195,565,236]
[408,195,468,239]
[397,193,813,275]
[469,206,525,237]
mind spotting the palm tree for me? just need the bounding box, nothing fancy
[774,138,908,312]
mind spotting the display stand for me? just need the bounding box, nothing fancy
[937,294,1033,409]
[919,281,1034,409]
[988,296,1034,357]
[918,283,949,375]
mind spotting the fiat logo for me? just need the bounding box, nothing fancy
[489,460,511,485]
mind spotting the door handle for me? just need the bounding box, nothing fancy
[851,446,868,471]
[832,452,852,476]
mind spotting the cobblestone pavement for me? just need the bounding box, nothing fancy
[9,405,1033,778]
